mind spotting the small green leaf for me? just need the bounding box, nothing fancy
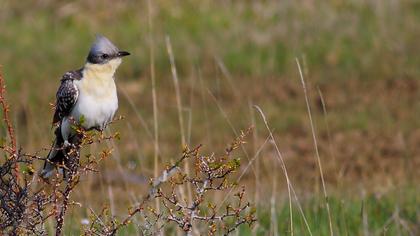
[79,115,86,125]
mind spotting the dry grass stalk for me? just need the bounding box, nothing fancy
[165,35,193,211]
[296,58,334,236]
[147,0,161,219]
[254,105,314,235]
[254,105,294,235]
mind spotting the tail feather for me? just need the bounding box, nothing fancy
[40,126,67,179]
[40,141,65,179]
[40,123,83,180]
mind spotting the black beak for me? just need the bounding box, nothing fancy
[117,51,130,57]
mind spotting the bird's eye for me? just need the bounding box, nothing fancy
[101,54,109,59]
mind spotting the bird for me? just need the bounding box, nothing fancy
[40,35,130,179]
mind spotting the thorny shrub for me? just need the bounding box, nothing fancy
[0,70,256,235]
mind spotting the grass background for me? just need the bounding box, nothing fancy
[0,0,419,235]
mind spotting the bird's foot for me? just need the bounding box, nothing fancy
[63,140,77,150]
[63,140,71,148]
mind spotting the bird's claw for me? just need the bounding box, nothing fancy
[63,140,71,148]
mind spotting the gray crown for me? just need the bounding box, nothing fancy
[87,35,130,64]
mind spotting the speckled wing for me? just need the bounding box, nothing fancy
[52,70,83,124]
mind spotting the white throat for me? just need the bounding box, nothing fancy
[83,58,122,79]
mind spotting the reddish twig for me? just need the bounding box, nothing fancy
[0,67,16,154]
[0,67,18,180]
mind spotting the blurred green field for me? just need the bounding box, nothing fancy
[0,0,419,234]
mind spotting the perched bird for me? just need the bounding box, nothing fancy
[40,35,130,179]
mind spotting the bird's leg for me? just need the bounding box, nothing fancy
[63,137,77,149]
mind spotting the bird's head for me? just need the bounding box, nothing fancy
[86,35,130,70]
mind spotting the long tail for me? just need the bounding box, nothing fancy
[39,125,81,179]
[40,127,66,179]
